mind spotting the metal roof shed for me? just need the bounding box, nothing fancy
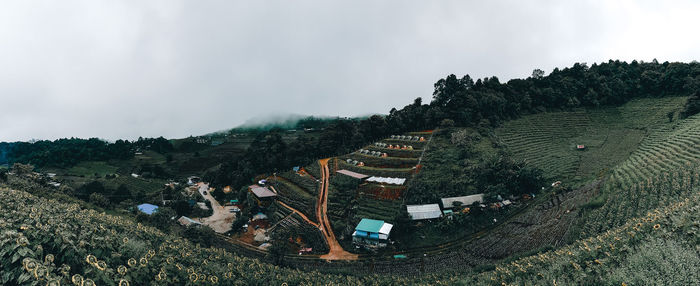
[406,204,442,220]
[441,194,485,208]
[336,169,369,179]
[249,185,277,198]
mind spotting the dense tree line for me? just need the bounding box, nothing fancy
[207,60,700,190]
[4,60,698,191]
[0,136,173,169]
[424,60,700,128]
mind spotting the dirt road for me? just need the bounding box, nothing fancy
[196,183,237,233]
[317,158,358,260]
[269,185,320,228]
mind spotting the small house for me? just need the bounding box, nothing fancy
[352,218,393,248]
[406,204,442,220]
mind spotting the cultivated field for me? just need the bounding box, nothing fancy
[495,97,688,186]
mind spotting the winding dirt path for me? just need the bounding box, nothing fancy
[274,197,320,228]
[317,158,358,260]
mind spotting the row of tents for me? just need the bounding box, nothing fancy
[390,135,425,141]
[356,149,389,157]
[372,142,415,150]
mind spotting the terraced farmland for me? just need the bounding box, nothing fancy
[495,97,688,185]
[467,187,700,285]
[577,114,700,238]
[268,178,317,222]
[608,113,700,189]
[354,196,403,223]
[496,110,591,181]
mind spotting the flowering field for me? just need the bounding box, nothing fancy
[0,187,464,285]
[466,186,700,285]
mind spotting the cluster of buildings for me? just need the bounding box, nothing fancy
[350,193,520,249]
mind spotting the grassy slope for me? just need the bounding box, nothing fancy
[575,111,700,238]
[495,96,688,187]
[454,98,700,284]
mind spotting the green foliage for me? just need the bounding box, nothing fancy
[88,193,110,208]
[0,188,455,285]
[680,90,700,118]
[495,97,687,186]
[465,185,700,285]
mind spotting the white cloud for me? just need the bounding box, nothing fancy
[0,0,699,141]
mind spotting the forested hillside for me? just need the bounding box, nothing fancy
[2,60,700,285]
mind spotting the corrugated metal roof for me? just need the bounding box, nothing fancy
[378,222,393,235]
[406,204,442,220]
[355,218,385,233]
[249,185,277,198]
[441,194,485,208]
[336,169,369,179]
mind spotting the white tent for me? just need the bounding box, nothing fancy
[366,176,406,185]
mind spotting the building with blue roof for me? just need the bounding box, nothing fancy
[137,203,159,215]
[352,218,393,248]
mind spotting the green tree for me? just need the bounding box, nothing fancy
[151,207,176,232]
[89,193,110,208]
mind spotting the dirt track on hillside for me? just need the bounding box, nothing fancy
[318,159,358,260]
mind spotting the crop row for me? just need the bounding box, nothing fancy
[467,188,700,285]
[268,179,317,222]
[0,188,463,285]
[276,170,319,196]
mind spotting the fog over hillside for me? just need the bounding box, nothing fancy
[2,1,700,141]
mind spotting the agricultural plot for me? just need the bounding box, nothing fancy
[577,113,700,238]
[269,201,294,223]
[495,97,687,186]
[326,184,355,237]
[354,196,402,223]
[466,187,700,285]
[0,188,442,285]
[358,183,406,200]
[276,170,319,196]
[268,178,317,222]
[63,161,119,177]
[606,114,700,190]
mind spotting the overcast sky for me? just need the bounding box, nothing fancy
[1,1,699,142]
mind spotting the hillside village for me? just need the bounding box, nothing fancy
[2,60,700,285]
